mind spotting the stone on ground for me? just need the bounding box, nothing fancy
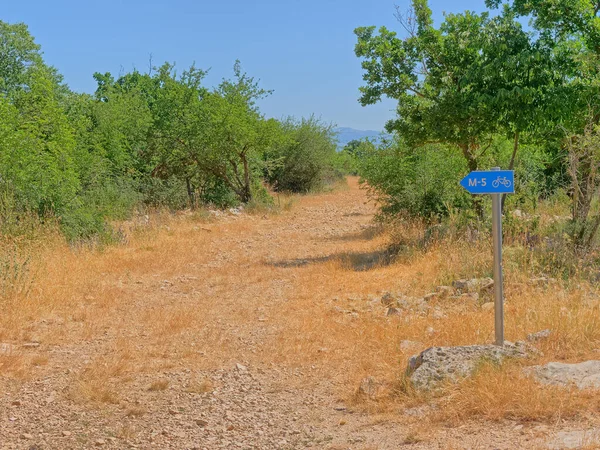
[528,360,600,389]
[526,329,551,342]
[357,376,380,400]
[452,277,493,294]
[547,430,600,449]
[407,343,530,389]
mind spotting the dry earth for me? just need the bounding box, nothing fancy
[1,177,599,449]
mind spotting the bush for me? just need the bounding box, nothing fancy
[359,141,470,220]
[265,116,338,193]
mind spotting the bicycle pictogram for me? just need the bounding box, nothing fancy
[492,176,512,189]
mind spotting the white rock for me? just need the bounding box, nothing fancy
[357,376,379,399]
[481,302,494,311]
[408,343,530,389]
[386,307,401,316]
[0,343,13,354]
[526,329,551,342]
[547,430,600,449]
[529,360,600,389]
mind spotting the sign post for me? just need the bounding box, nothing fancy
[460,167,514,346]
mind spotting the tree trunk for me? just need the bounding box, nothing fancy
[186,177,196,209]
[240,153,252,203]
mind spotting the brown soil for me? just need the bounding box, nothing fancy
[0,177,597,449]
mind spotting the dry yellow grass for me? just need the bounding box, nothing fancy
[1,176,600,431]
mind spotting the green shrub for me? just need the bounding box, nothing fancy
[265,116,338,193]
[359,141,470,220]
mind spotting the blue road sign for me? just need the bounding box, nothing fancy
[460,170,514,195]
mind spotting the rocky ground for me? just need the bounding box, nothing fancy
[1,178,600,449]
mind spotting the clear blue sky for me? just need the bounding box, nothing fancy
[3,0,487,131]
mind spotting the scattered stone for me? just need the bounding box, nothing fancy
[547,430,600,449]
[386,307,401,316]
[20,433,33,440]
[380,292,396,306]
[423,293,437,301]
[453,278,493,294]
[357,376,379,400]
[435,286,453,297]
[432,308,446,320]
[481,302,494,312]
[530,276,556,287]
[235,363,247,372]
[528,360,600,389]
[61,431,71,437]
[526,329,551,342]
[460,292,479,302]
[426,327,436,336]
[195,419,208,427]
[11,400,21,406]
[95,439,105,446]
[0,343,13,354]
[407,343,530,389]
[22,342,40,349]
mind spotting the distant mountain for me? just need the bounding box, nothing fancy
[334,127,391,148]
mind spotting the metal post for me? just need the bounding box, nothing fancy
[491,167,504,346]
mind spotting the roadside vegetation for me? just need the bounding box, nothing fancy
[340,0,600,428]
[0,21,345,244]
[350,0,600,268]
[5,0,600,445]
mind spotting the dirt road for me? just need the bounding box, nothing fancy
[0,178,590,449]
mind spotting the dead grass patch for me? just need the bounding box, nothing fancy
[148,379,169,392]
[0,354,28,378]
[433,362,600,423]
[2,175,600,428]
[125,406,147,417]
[186,377,214,394]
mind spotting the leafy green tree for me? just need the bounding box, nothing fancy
[202,63,280,202]
[355,1,574,216]
[355,2,563,171]
[355,2,497,172]
[0,21,43,96]
[0,22,80,228]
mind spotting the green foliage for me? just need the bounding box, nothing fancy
[354,0,574,224]
[265,116,338,193]
[337,139,376,175]
[0,20,346,243]
[359,140,469,220]
[0,58,80,224]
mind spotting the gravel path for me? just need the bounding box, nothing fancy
[0,178,594,449]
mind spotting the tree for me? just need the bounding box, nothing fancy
[355,0,572,215]
[199,62,280,203]
[354,2,497,173]
[0,22,80,221]
[0,21,43,96]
